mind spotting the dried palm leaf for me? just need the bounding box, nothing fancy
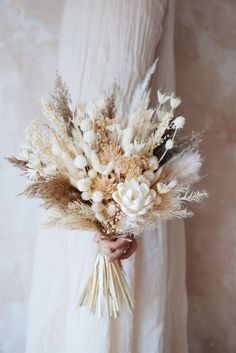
[67,200,95,220]
[47,212,98,232]
[177,186,208,203]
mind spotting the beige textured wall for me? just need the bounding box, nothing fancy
[0,1,63,352]
[175,1,236,352]
[0,1,235,352]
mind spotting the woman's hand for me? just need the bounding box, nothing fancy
[103,234,138,262]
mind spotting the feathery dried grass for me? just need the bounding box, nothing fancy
[46,200,99,232]
[47,212,98,232]
[42,74,74,138]
[98,143,121,164]
[7,157,27,171]
[153,190,193,219]
[177,186,208,203]
[152,185,207,220]
[51,73,74,135]
[92,175,117,200]
[160,150,202,184]
[67,200,95,220]
[102,84,117,119]
[22,174,80,209]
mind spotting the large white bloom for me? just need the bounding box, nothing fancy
[112,179,156,218]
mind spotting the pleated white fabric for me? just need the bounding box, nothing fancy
[25,1,188,352]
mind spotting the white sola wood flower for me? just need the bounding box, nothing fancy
[112,179,156,218]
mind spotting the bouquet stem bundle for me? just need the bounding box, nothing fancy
[78,242,134,318]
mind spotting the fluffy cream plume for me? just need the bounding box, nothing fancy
[129,59,158,116]
[161,150,203,184]
[47,211,98,232]
[121,127,134,149]
[90,151,114,176]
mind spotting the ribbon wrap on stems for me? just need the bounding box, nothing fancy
[77,239,134,318]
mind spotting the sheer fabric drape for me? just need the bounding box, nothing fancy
[25,1,188,352]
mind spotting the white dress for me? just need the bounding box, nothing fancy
[25,1,188,352]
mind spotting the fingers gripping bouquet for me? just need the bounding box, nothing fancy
[9,66,207,318]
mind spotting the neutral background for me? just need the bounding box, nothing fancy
[176,1,236,352]
[0,1,235,352]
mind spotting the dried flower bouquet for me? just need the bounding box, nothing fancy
[9,66,207,318]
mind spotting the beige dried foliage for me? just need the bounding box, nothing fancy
[101,85,117,119]
[42,100,69,139]
[23,120,53,165]
[50,73,74,135]
[152,185,207,220]
[46,199,99,232]
[23,174,80,209]
[147,110,173,151]
[41,74,76,142]
[176,186,208,203]
[115,156,149,179]
[67,200,95,220]
[98,143,121,164]
[95,117,113,144]
[92,175,118,200]
[47,212,99,232]
[7,157,27,171]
